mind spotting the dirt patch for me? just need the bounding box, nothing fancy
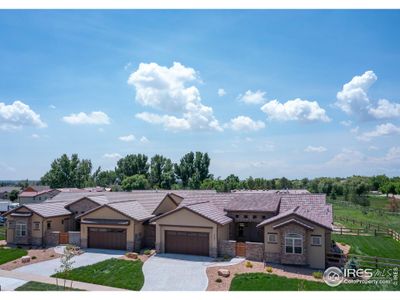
[119,253,151,263]
[207,261,322,291]
[0,248,61,271]
[336,242,350,255]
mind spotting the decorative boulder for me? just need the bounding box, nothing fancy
[21,256,31,263]
[126,252,138,259]
[218,268,230,277]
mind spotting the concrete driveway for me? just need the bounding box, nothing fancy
[14,248,125,277]
[141,253,243,291]
[0,276,27,291]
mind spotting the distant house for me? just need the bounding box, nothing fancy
[4,189,333,269]
[18,186,60,205]
[0,186,21,200]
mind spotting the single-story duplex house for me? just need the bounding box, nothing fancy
[3,189,333,269]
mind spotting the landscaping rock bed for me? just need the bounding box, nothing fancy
[0,248,61,270]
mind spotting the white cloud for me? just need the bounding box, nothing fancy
[103,153,122,159]
[218,88,226,97]
[335,70,400,120]
[124,62,132,70]
[368,99,400,119]
[304,146,327,153]
[0,100,47,130]
[98,128,104,133]
[368,145,379,151]
[385,147,400,161]
[119,134,135,142]
[238,90,266,105]
[225,116,265,131]
[358,123,400,141]
[31,133,40,139]
[140,136,149,144]
[49,104,56,109]
[350,126,359,134]
[340,120,352,127]
[335,70,376,115]
[261,98,330,122]
[328,148,366,165]
[62,111,110,125]
[128,62,221,131]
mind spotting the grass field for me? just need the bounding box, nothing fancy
[230,273,400,291]
[52,258,144,291]
[15,281,83,291]
[0,226,5,240]
[0,247,27,265]
[332,202,400,232]
[333,234,400,259]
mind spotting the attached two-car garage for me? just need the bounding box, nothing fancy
[88,227,127,250]
[165,230,209,256]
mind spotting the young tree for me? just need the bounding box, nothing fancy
[55,247,75,290]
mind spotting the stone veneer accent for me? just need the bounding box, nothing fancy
[45,231,60,247]
[68,231,81,246]
[279,224,308,265]
[127,241,134,252]
[81,238,88,248]
[218,240,236,257]
[265,251,281,263]
[31,237,43,246]
[245,241,264,261]
[134,233,142,252]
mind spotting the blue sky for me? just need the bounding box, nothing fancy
[1,10,400,180]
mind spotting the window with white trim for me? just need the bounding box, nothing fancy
[16,222,27,237]
[311,235,322,246]
[285,233,303,254]
[267,233,277,243]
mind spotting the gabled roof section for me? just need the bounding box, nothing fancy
[273,218,314,230]
[64,195,108,208]
[224,193,281,212]
[152,200,232,225]
[279,194,327,213]
[4,202,72,218]
[257,205,332,230]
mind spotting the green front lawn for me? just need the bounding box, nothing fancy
[52,258,144,291]
[332,234,400,259]
[230,273,400,291]
[0,226,5,240]
[0,247,27,265]
[15,281,83,291]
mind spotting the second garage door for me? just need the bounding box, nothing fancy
[165,230,209,256]
[88,227,127,250]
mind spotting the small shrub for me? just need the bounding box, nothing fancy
[312,271,323,279]
[215,278,222,283]
[265,266,273,273]
[340,242,346,246]
[31,256,37,260]
[245,261,253,268]
[223,254,231,261]
[143,249,151,255]
[50,254,55,258]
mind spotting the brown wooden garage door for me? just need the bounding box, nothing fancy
[88,227,126,250]
[165,230,209,256]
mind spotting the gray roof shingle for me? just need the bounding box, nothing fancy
[25,202,72,218]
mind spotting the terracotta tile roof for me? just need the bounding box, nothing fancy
[106,201,153,221]
[224,193,281,212]
[257,204,333,230]
[19,189,55,197]
[24,202,72,218]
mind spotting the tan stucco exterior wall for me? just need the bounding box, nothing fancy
[153,197,178,215]
[80,206,136,251]
[155,208,219,257]
[263,216,329,269]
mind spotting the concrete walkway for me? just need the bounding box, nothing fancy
[141,253,244,291]
[0,269,127,291]
[0,276,27,291]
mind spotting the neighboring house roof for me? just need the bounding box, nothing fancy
[224,193,281,212]
[232,189,310,194]
[0,186,21,193]
[24,185,51,192]
[19,189,55,198]
[257,205,332,230]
